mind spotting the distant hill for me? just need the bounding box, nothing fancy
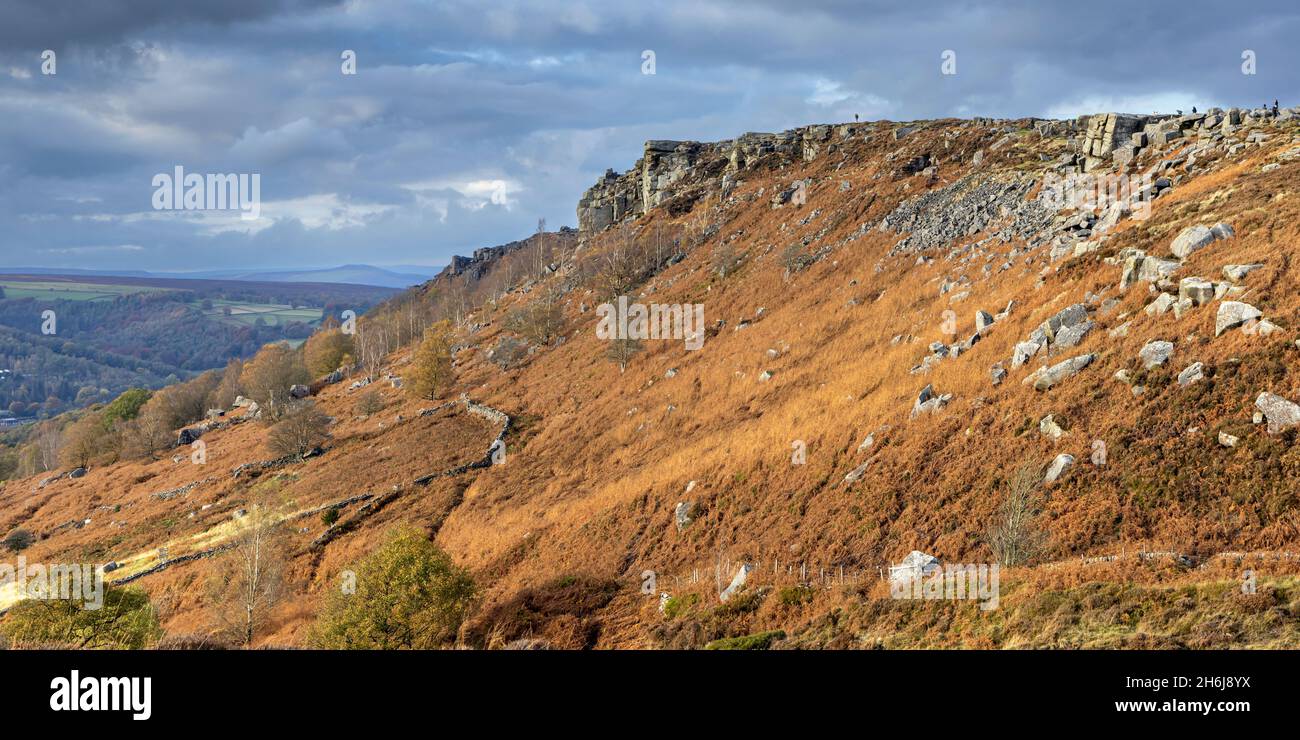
[1,264,442,289]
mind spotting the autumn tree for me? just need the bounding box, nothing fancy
[210,358,245,409]
[59,413,106,469]
[407,321,454,400]
[356,321,391,380]
[240,343,309,421]
[310,527,476,649]
[303,326,355,379]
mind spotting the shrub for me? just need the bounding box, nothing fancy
[0,586,162,649]
[489,336,530,370]
[705,630,785,650]
[354,388,383,416]
[311,527,476,649]
[321,507,340,527]
[4,528,33,552]
[662,593,699,619]
[267,400,331,458]
[776,585,815,607]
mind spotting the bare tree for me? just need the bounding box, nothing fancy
[34,422,63,472]
[986,463,1047,566]
[606,335,643,373]
[208,487,287,646]
[357,322,390,380]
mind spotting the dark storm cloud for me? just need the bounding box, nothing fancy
[1,0,1298,272]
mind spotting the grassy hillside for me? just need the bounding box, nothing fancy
[5,111,1300,649]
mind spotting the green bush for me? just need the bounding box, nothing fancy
[0,586,161,649]
[705,630,786,650]
[310,527,476,649]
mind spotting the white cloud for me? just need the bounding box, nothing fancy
[402,175,523,212]
[1043,92,1213,119]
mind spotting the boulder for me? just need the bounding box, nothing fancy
[1170,225,1215,258]
[1044,453,1075,483]
[176,427,204,446]
[1210,222,1235,240]
[1038,303,1089,342]
[720,563,753,602]
[890,550,940,585]
[1139,340,1174,369]
[1215,301,1263,336]
[990,363,1007,386]
[1052,320,1094,349]
[843,460,870,485]
[1039,415,1066,440]
[911,384,952,417]
[1011,340,1043,368]
[674,500,696,531]
[1177,362,1204,386]
[289,384,310,399]
[69,467,87,479]
[1033,354,1095,391]
[1145,293,1176,316]
[1222,264,1263,282]
[975,310,995,333]
[1255,392,1300,433]
[1218,431,1239,448]
[1178,277,1215,306]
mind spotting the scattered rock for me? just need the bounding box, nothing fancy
[990,363,1007,386]
[1039,415,1066,440]
[1033,354,1095,391]
[1215,301,1263,337]
[1177,277,1215,306]
[1218,431,1239,448]
[1255,392,1300,433]
[1177,362,1204,386]
[1222,263,1263,282]
[1044,454,1075,483]
[719,563,753,602]
[911,384,952,417]
[674,500,696,531]
[1139,340,1174,369]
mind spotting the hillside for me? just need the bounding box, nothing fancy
[5,107,1300,649]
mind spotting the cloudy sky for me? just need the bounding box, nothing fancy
[1,0,1296,273]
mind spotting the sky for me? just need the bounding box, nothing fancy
[1,0,1297,273]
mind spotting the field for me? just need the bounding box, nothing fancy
[0,279,170,301]
[200,299,323,328]
[0,276,325,328]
